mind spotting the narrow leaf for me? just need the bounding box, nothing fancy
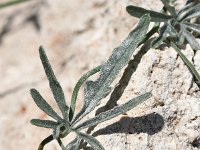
[160,0,176,16]
[178,29,185,46]
[69,65,102,121]
[39,46,69,120]
[126,5,172,22]
[166,20,177,38]
[177,2,195,21]
[139,22,160,46]
[170,41,200,82]
[76,131,104,150]
[151,24,168,48]
[65,137,81,150]
[183,22,200,33]
[72,14,151,125]
[74,92,151,130]
[182,28,200,50]
[182,3,200,20]
[30,88,62,121]
[57,138,67,150]
[31,119,58,129]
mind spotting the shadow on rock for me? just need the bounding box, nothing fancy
[92,112,164,136]
[0,1,47,45]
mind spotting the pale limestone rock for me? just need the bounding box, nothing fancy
[0,0,199,150]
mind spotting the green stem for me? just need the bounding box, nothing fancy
[38,135,54,150]
[139,22,160,46]
[57,138,67,150]
[0,0,31,9]
[69,65,102,121]
[170,41,200,82]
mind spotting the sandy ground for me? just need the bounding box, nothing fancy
[0,0,138,149]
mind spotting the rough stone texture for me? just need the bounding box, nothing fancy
[0,0,200,150]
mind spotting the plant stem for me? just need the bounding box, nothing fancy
[170,41,200,82]
[38,135,54,150]
[139,23,160,46]
[69,65,102,121]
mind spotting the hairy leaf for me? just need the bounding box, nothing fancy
[74,92,151,130]
[71,14,151,125]
[160,0,176,16]
[57,138,67,150]
[152,24,168,48]
[182,28,200,50]
[69,65,102,121]
[126,5,172,22]
[166,20,177,38]
[178,28,185,46]
[76,131,104,150]
[183,22,200,33]
[30,88,62,121]
[31,119,58,129]
[65,137,81,150]
[177,2,195,21]
[182,3,200,20]
[39,46,69,120]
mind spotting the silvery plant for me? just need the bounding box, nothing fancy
[30,14,152,150]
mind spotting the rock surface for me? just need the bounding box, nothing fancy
[0,0,199,150]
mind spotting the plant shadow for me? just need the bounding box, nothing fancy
[0,0,47,45]
[92,112,164,136]
[81,113,164,150]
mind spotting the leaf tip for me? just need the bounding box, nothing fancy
[30,119,36,125]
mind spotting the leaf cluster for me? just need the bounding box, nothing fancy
[30,15,152,150]
[127,0,200,50]
[126,0,200,83]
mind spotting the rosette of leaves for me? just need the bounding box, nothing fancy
[127,0,200,50]
[126,0,200,84]
[30,14,152,150]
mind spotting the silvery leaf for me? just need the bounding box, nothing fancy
[65,137,81,150]
[71,14,151,125]
[30,88,62,121]
[182,3,200,20]
[126,5,172,22]
[177,2,195,21]
[160,0,176,16]
[39,47,69,120]
[183,22,200,33]
[69,65,101,121]
[76,131,104,150]
[152,24,168,48]
[166,20,177,38]
[178,28,185,46]
[74,92,151,130]
[182,28,200,50]
[31,119,58,129]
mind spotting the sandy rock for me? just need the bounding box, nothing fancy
[0,0,199,150]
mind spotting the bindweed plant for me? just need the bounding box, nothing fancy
[30,14,152,150]
[127,0,200,84]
